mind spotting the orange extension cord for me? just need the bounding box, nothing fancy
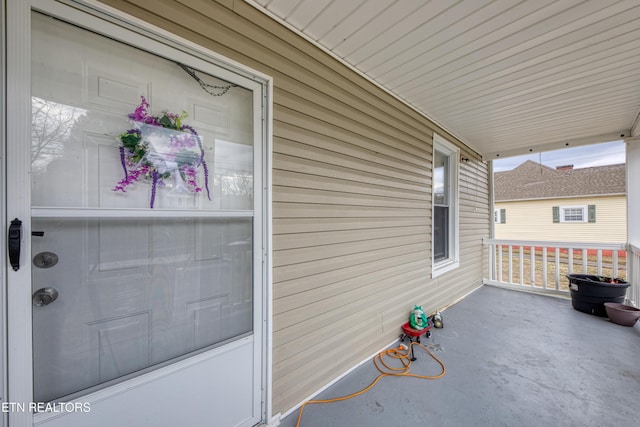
[294,341,447,427]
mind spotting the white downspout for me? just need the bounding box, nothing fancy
[488,160,495,282]
[489,160,495,240]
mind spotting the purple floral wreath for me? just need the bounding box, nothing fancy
[113,96,211,208]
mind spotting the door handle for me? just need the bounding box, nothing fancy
[8,218,22,271]
[32,287,59,307]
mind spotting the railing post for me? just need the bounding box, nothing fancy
[542,247,548,289]
[635,250,639,307]
[489,243,495,281]
[530,246,535,287]
[519,246,524,285]
[498,244,503,283]
[568,249,573,275]
[508,245,513,284]
[627,244,640,308]
[554,247,560,290]
[597,249,603,276]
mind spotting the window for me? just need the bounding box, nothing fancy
[553,205,596,223]
[432,134,459,277]
[563,207,584,222]
[495,208,506,224]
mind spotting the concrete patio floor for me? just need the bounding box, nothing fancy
[278,285,640,427]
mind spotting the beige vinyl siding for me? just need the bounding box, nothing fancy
[100,0,490,414]
[495,195,626,243]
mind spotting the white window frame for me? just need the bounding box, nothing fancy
[432,134,459,278]
[560,205,587,223]
[494,209,502,224]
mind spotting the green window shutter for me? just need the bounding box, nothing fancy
[500,208,506,224]
[588,205,596,223]
[552,206,560,223]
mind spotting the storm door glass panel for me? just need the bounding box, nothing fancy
[30,13,254,211]
[30,13,255,402]
[32,217,253,402]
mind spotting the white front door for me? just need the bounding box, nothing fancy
[5,1,267,426]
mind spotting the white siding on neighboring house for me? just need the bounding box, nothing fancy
[495,196,626,243]
[100,0,490,415]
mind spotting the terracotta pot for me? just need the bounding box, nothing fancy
[604,302,640,326]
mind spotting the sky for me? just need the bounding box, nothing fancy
[492,140,626,172]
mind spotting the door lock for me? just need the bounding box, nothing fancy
[33,252,59,268]
[32,287,59,307]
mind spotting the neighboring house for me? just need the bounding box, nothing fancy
[494,161,626,243]
[2,2,489,427]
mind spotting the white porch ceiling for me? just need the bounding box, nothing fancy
[247,0,640,159]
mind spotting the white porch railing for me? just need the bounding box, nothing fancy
[484,239,628,297]
[627,243,640,308]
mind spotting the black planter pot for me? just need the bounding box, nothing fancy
[566,274,629,317]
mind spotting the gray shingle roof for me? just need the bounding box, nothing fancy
[494,160,626,201]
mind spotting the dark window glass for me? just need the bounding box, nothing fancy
[434,205,448,261]
[434,149,449,262]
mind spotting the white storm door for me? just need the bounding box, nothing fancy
[6,1,267,426]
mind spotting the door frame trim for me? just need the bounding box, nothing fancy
[1,0,8,426]
[5,2,34,426]
[3,0,274,425]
